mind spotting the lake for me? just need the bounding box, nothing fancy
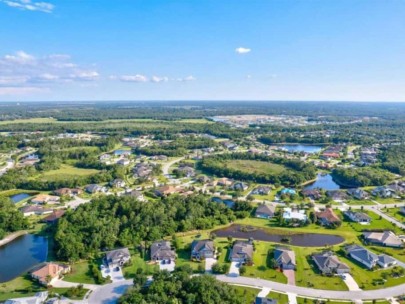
[10,193,31,203]
[281,144,323,154]
[0,234,48,283]
[214,224,344,247]
[304,173,341,191]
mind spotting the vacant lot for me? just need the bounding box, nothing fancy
[225,160,285,175]
[38,164,100,181]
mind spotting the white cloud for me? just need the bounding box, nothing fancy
[246,75,252,79]
[0,51,100,95]
[112,74,195,83]
[1,0,54,13]
[235,47,251,54]
[151,76,169,83]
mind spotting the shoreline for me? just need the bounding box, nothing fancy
[0,230,27,248]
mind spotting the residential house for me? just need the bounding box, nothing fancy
[125,190,144,201]
[229,240,254,263]
[255,297,278,304]
[53,188,82,197]
[345,244,378,269]
[154,185,182,197]
[110,179,126,188]
[315,208,341,227]
[345,244,395,269]
[251,186,271,195]
[387,182,405,195]
[31,194,60,205]
[343,211,371,224]
[347,188,369,200]
[301,189,322,200]
[150,241,176,263]
[176,165,196,178]
[232,182,248,191]
[217,177,233,187]
[85,184,107,194]
[117,158,130,166]
[274,247,296,270]
[312,251,350,275]
[279,188,296,196]
[151,155,168,161]
[371,186,394,198]
[30,263,70,286]
[282,208,307,223]
[255,204,276,219]
[20,205,53,217]
[41,210,66,224]
[133,163,154,180]
[326,190,349,203]
[105,248,131,267]
[197,175,211,183]
[362,231,403,248]
[99,154,111,161]
[190,239,215,260]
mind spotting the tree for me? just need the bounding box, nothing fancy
[239,265,247,275]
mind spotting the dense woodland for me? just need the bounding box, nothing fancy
[200,153,317,186]
[54,194,240,261]
[119,268,243,304]
[332,167,395,187]
[0,197,28,239]
[379,145,405,176]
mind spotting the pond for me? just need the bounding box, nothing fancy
[304,173,341,191]
[0,234,48,283]
[281,144,323,154]
[9,193,31,203]
[214,224,344,247]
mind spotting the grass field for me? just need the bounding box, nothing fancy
[63,261,98,284]
[268,291,289,303]
[0,275,44,301]
[232,286,261,303]
[225,159,286,175]
[381,207,405,223]
[38,164,100,181]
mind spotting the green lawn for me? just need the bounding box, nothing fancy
[38,164,100,181]
[381,207,405,223]
[122,253,159,278]
[294,247,348,291]
[268,291,289,303]
[224,159,286,175]
[232,286,261,303]
[50,287,89,300]
[63,261,98,284]
[0,275,45,302]
[244,242,288,283]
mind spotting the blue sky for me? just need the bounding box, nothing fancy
[0,0,404,101]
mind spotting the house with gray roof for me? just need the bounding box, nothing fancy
[312,251,350,275]
[105,248,131,267]
[229,240,254,263]
[274,247,296,270]
[190,239,215,260]
[150,241,176,263]
[377,254,397,268]
[363,231,403,248]
[255,297,278,304]
[255,204,276,219]
[345,244,378,269]
[343,210,371,224]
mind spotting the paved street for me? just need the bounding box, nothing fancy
[366,206,405,229]
[216,275,405,301]
[87,280,133,304]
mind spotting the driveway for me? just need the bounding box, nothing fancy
[88,280,133,304]
[283,269,295,285]
[159,260,175,272]
[342,273,361,291]
[65,196,90,209]
[101,266,125,282]
[205,258,217,273]
[228,262,240,277]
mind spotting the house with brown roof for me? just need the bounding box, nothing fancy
[41,210,66,224]
[315,208,341,227]
[31,194,60,205]
[30,263,70,286]
[154,185,182,197]
[274,247,296,270]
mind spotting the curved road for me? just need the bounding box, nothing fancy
[216,275,405,301]
[162,157,185,175]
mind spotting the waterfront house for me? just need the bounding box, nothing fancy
[312,251,350,275]
[315,208,341,227]
[255,204,276,219]
[20,205,53,217]
[190,239,215,260]
[347,188,369,200]
[251,186,271,195]
[362,231,403,248]
[151,241,176,263]
[31,194,60,205]
[229,240,254,263]
[30,263,70,286]
[274,247,296,270]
